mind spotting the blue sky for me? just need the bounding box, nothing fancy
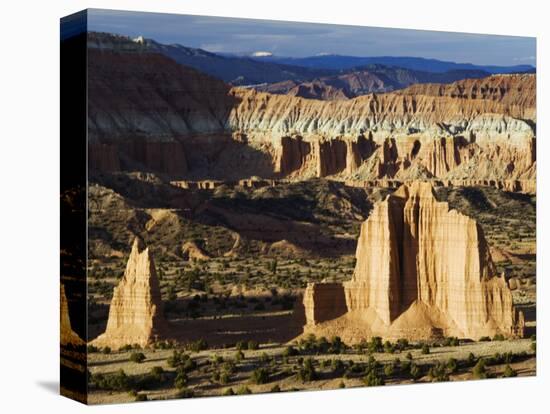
[88,9,536,66]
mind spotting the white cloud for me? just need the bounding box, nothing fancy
[514,56,536,61]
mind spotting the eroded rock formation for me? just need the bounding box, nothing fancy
[86,34,536,189]
[181,241,211,261]
[92,237,168,348]
[303,283,347,326]
[303,182,524,342]
[60,284,84,346]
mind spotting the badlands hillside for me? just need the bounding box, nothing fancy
[87,33,536,187]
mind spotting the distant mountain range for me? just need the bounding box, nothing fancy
[254,65,491,100]
[249,54,535,75]
[88,33,535,99]
[140,37,336,86]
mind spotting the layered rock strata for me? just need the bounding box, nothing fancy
[86,34,536,186]
[91,237,168,348]
[303,182,524,341]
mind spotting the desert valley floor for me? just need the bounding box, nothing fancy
[63,176,536,403]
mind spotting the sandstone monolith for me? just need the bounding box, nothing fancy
[60,284,85,346]
[92,237,168,348]
[303,182,524,342]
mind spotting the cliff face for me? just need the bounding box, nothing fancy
[303,283,347,326]
[229,75,534,137]
[303,182,524,342]
[87,36,236,176]
[397,74,536,119]
[232,76,535,182]
[86,34,535,185]
[91,238,168,348]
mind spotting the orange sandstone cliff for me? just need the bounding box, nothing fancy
[302,182,524,342]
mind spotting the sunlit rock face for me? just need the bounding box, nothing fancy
[60,284,84,346]
[91,237,168,349]
[303,182,525,342]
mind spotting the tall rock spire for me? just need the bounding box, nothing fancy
[60,284,84,346]
[92,237,168,349]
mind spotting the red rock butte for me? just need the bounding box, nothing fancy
[91,237,168,349]
[302,181,524,342]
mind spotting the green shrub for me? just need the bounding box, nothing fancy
[188,339,208,352]
[175,371,188,389]
[247,340,259,350]
[102,346,112,355]
[270,384,281,392]
[119,344,139,352]
[467,352,476,365]
[176,387,195,398]
[493,334,506,341]
[396,338,409,351]
[211,354,224,365]
[503,365,517,378]
[447,358,458,374]
[531,342,536,352]
[150,366,164,378]
[363,370,385,386]
[410,363,421,380]
[222,361,236,374]
[135,393,148,402]
[406,352,413,361]
[421,344,430,355]
[87,345,99,353]
[329,336,345,354]
[251,368,270,385]
[479,336,491,342]
[331,359,344,373]
[211,371,221,383]
[236,340,247,351]
[236,386,252,395]
[338,381,345,388]
[166,350,196,372]
[472,358,487,379]
[384,364,394,377]
[428,363,449,382]
[368,337,383,353]
[297,358,317,382]
[129,352,146,363]
[220,372,230,385]
[283,346,298,357]
[223,388,235,396]
[383,341,395,354]
[443,337,459,347]
[184,358,197,373]
[92,369,130,391]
